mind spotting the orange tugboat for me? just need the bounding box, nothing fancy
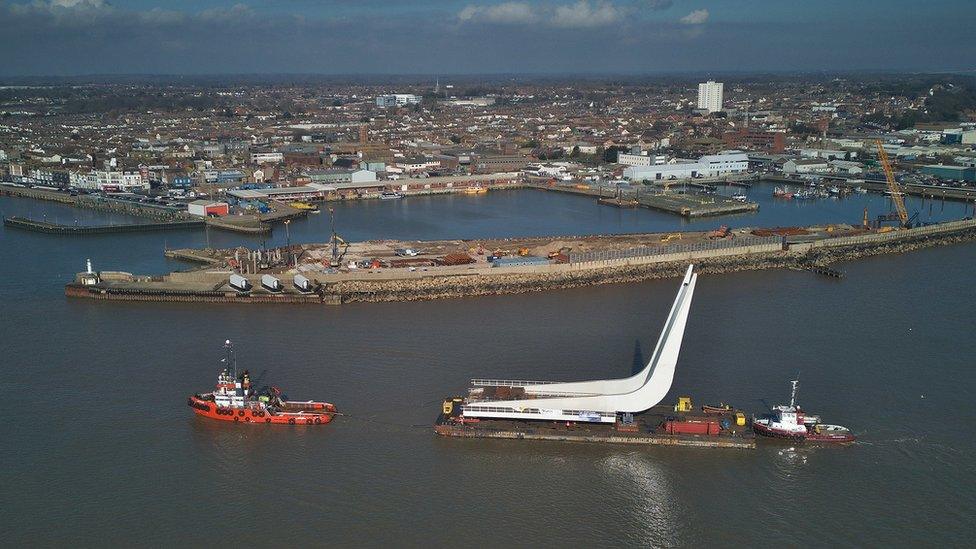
[187,340,337,425]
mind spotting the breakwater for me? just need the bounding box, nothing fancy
[64,218,976,305]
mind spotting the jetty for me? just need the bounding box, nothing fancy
[4,216,204,235]
[534,181,759,217]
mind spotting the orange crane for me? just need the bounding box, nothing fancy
[876,139,910,228]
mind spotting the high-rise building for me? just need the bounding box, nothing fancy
[697,80,724,113]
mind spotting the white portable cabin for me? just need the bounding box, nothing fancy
[261,274,282,292]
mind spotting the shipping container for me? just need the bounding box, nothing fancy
[664,420,720,435]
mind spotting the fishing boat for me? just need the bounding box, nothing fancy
[773,186,794,199]
[752,380,854,443]
[289,201,319,211]
[187,340,337,425]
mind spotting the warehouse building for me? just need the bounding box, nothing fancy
[920,165,976,182]
[623,153,748,182]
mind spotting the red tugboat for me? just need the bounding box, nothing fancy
[753,380,855,443]
[187,340,337,425]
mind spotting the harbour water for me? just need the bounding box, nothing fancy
[2,190,975,546]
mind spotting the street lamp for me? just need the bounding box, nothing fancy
[329,207,338,265]
[283,219,292,266]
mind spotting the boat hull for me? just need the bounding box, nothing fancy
[752,420,854,443]
[187,396,336,425]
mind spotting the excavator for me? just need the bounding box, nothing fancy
[875,139,916,229]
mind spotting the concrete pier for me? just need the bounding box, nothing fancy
[4,216,204,234]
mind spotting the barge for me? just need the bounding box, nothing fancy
[435,403,755,449]
[435,265,754,448]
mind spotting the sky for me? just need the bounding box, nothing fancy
[0,0,974,76]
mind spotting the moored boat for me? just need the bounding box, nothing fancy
[773,186,794,199]
[380,191,403,200]
[752,380,854,443]
[187,340,337,425]
[702,403,732,414]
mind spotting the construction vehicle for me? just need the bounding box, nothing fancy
[875,139,911,228]
[707,225,730,239]
[660,233,682,243]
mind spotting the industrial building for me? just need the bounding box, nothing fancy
[187,200,229,217]
[307,168,378,185]
[920,165,976,182]
[783,158,831,174]
[623,153,748,181]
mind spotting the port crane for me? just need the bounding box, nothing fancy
[875,139,912,228]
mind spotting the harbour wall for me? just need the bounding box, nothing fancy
[327,219,976,303]
[65,218,976,305]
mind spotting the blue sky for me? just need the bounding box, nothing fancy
[0,1,973,76]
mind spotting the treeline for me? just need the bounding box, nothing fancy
[61,92,230,114]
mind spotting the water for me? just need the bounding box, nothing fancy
[2,190,975,546]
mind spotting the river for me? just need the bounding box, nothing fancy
[1,188,974,546]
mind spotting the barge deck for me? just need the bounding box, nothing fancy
[435,405,756,449]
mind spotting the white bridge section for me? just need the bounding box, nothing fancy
[463,265,698,423]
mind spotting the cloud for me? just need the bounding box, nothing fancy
[48,0,108,8]
[552,1,625,28]
[459,1,626,29]
[1,0,974,76]
[458,2,537,24]
[644,0,673,9]
[680,8,708,25]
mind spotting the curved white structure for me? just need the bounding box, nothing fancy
[463,265,698,423]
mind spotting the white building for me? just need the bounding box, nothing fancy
[523,163,572,180]
[375,94,422,107]
[783,158,831,174]
[250,152,283,164]
[697,80,724,113]
[623,153,748,182]
[800,148,855,161]
[69,170,147,191]
[617,153,668,167]
[829,160,864,175]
